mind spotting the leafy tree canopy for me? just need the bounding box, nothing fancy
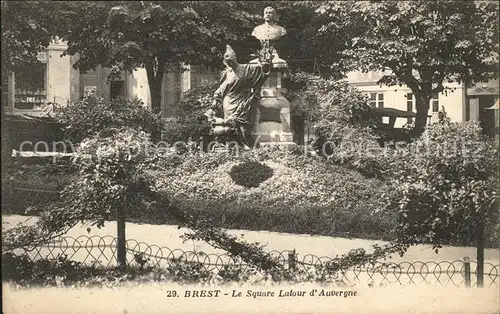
[313,0,499,134]
[1,1,63,82]
[53,1,263,113]
[2,1,353,113]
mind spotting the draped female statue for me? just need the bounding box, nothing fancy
[210,45,272,148]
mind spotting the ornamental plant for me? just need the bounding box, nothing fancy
[54,93,162,144]
[385,120,499,254]
[283,71,373,127]
[229,161,274,188]
[2,243,400,288]
[283,71,386,177]
[162,83,218,145]
[148,146,394,240]
[2,127,153,250]
[0,129,306,273]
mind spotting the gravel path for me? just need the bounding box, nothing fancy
[3,215,500,314]
[3,214,499,263]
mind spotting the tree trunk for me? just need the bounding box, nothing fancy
[145,59,166,115]
[149,79,162,114]
[1,72,12,164]
[145,60,166,142]
[116,194,127,271]
[413,92,432,137]
[291,114,305,145]
[146,70,163,115]
[476,219,485,287]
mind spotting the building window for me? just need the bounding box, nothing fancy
[369,93,384,108]
[14,63,47,110]
[431,94,439,112]
[406,92,414,124]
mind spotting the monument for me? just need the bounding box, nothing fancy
[251,7,287,65]
[249,6,294,145]
[208,45,271,149]
[208,6,294,149]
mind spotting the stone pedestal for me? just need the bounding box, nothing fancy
[249,57,294,146]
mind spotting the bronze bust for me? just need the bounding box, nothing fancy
[251,6,287,62]
[251,6,287,42]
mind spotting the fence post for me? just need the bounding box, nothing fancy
[463,256,471,288]
[288,249,296,271]
[476,219,485,288]
[116,194,127,270]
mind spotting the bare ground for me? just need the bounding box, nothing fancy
[2,215,500,314]
[2,214,499,263]
[2,282,499,314]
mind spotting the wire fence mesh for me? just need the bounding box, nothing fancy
[9,235,499,288]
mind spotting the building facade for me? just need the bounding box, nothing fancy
[2,40,79,117]
[2,40,220,120]
[345,70,498,136]
[3,40,497,138]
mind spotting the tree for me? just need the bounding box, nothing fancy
[4,1,350,117]
[386,120,499,285]
[54,1,354,114]
[277,1,354,78]
[315,0,499,135]
[56,1,261,114]
[0,1,62,79]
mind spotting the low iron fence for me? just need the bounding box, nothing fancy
[8,235,499,288]
[2,184,499,287]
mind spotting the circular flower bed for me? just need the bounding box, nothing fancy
[229,161,274,188]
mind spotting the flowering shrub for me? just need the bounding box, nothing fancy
[320,124,388,178]
[1,252,102,287]
[283,72,386,177]
[283,71,374,128]
[2,127,154,250]
[54,93,162,143]
[148,147,393,240]
[2,160,77,189]
[164,260,214,284]
[384,121,499,250]
[229,161,274,188]
[162,83,218,145]
[0,253,302,287]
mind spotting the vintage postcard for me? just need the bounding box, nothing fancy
[2,1,499,313]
